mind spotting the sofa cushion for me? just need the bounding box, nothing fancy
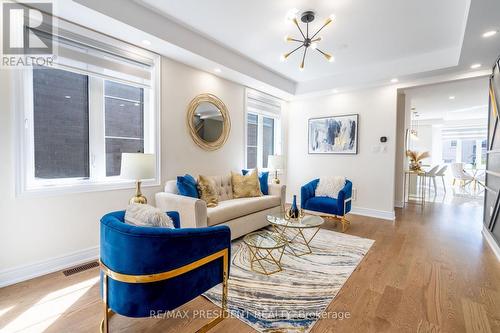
[197,175,219,208]
[303,196,342,216]
[207,195,281,226]
[177,174,199,198]
[242,169,269,195]
[231,169,263,198]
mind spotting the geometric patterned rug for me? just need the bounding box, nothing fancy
[204,227,374,332]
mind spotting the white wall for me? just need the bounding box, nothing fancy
[160,57,246,178]
[286,86,398,219]
[0,57,252,285]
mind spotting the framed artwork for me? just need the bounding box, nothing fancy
[308,114,359,154]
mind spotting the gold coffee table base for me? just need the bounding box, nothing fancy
[267,213,325,257]
[243,231,286,275]
[272,225,321,257]
[247,246,285,275]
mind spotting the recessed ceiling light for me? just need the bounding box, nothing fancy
[332,89,339,94]
[390,78,398,83]
[449,96,455,100]
[482,30,498,38]
[214,68,221,73]
[470,63,482,69]
[119,104,125,107]
[142,39,151,46]
[64,95,71,99]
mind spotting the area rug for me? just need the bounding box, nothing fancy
[204,227,374,332]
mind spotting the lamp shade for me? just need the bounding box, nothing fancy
[267,155,284,170]
[120,153,156,180]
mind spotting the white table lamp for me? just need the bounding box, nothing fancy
[267,155,284,184]
[120,153,156,204]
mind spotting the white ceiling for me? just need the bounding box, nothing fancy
[69,0,500,96]
[138,0,468,83]
[404,77,489,121]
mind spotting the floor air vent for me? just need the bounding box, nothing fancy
[63,261,99,277]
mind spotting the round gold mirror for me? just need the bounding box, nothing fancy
[187,94,231,151]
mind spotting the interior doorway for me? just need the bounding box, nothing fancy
[396,77,489,208]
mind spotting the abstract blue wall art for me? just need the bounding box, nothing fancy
[308,114,358,154]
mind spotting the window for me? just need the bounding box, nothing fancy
[104,81,145,176]
[33,67,90,179]
[16,14,160,194]
[245,89,282,169]
[440,126,487,168]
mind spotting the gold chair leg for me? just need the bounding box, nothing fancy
[101,275,109,333]
[196,251,229,333]
[340,217,350,232]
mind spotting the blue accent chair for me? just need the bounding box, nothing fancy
[99,210,231,332]
[301,179,353,231]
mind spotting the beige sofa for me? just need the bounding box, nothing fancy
[155,175,286,240]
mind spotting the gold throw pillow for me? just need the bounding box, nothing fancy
[231,169,263,198]
[197,175,219,207]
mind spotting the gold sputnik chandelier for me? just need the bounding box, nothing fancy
[281,10,335,70]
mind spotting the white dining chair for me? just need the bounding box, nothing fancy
[425,165,440,194]
[450,162,473,187]
[435,165,448,192]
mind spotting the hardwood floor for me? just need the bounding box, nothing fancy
[1,202,499,333]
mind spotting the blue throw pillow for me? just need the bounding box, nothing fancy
[242,169,269,195]
[177,174,199,198]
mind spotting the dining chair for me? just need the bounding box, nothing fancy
[435,165,448,192]
[450,162,473,187]
[425,165,440,194]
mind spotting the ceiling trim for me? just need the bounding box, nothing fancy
[73,0,296,97]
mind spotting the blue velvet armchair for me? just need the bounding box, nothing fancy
[99,210,231,332]
[301,179,353,231]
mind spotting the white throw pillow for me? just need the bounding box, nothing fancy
[315,176,346,199]
[124,204,174,228]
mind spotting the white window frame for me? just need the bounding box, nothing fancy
[244,89,282,170]
[13,53,161,197]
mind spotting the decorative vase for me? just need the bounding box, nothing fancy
[409,160,421,171]
[286,195,300,219]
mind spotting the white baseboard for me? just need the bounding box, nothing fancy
[351,206,396,221]
[482,226,500,262]
[0,246,99,288]
[286,201,395,221]
[394,201,404,208]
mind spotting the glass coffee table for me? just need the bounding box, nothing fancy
[267,213,324,257]
[243,231,286,275]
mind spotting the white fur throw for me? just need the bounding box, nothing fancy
[125,204,174,228]
[315,176,346,199]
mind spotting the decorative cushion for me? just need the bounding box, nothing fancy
[231,169,263,198]
[177,174,199,198]
[197,175,219,207]
[206,195,281,226]
[315,176,346,199]
[242,169,269,195]
[124,204,174,228]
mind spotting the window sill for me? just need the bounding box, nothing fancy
[17,179,161,198]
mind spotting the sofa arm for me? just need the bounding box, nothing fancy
[268,183,286,208]
[155,192,208,228]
